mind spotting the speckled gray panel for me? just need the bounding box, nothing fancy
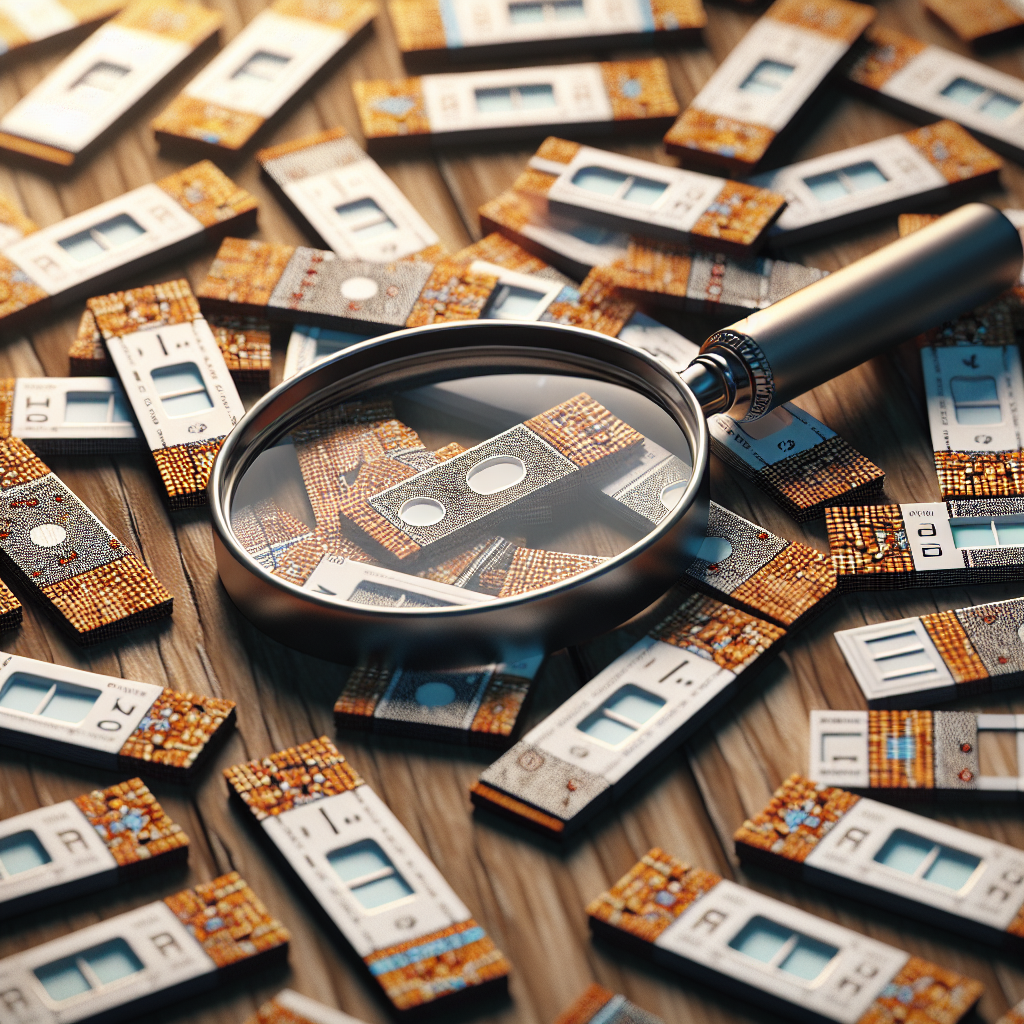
[934,711,980,789]
[956,598,1024,678]
[374,667,491,728]
[261,135,365,186]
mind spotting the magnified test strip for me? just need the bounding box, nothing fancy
[0,871,288,1024]
[0,161,256,335]
[809,709,1024,796]
[835,597,1024,708]
[388,0,704,65]
[554,985,664,1024]
[257,127,444,263]
[0,653,235,779]
[663,0,874,175]
[512,137,786,256]
[151,0,377,159]
[247,990,369,1024]
[749,121,1002,249]
[470,590,785,837]
[0,0,221,171]
[920,0,1024,45]
[354,60,679,155]
[87,279,245,509]
[334,656,544,745]
[587,847,984,1024]
[0,0,126,65]
[224,737,511,1015]
[826,500,1024,590]
[736,773,1024,952]
[0,778,187,918]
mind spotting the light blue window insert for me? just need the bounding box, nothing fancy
[487,284,549,319]
[34,939,143,1002]
[509,0,584,21]
[335,198,398,240]
[950,376,1001,425]
[874,828,981,891]
[0,673,100,724]
[0,831,51,877]
[804,161,888,203]
[950,516,1024,549]
[327,838,414,910]
[65,390,130,424]
[59,214,147,264]
[941,77,1021,121]
[740,60,795,96]
[570,166,668,205]
[729,916,838,981]
[578,683,666,746]
[150,362,214,418]
[233,51,291,84]
[886,735,915,761]
[475,84,556,112]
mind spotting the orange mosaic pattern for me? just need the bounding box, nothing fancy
[418,538,497,587]
[74,778,188,867]
[651,591,786,674]
[86,278,200,338]
[586,847,721,944]
[224,735,364,821]
[0,253,50,324]
[554,985,616,1024]
[114,0,221,44]
[470,669,534,737]
[1000,1000,1024,1024]
[248,996,309,1024]
[858,956,982,1024]
[334,664,390,723]
[0,436,51,489]
[152,439,225,509]
[898,212,940,237]
[40,551,173,642]
[497,548,607,598]
[453,233,549,274]
[0,577,20,632]
[153,97,265,152]
[366,919,511,1011]
[354,78,431,141]
[479,190,536,235]
[524,393,643,468]
[734,773,861,864]
[209,315,272,385]
[599,60,679,122]
[270,525,371,587]
[163,872,290,968]
[232,499,311,561]
[868,710,935,789]
[934,450,1024,500]
[905,121,1003,185]
[921,609,989,685]
[664,108,777,166]
[273,0,376,32]
[920,0,1023,42]
[155,161,257,229]
[729,541,837,628]
[847,25,928,90]
[62,0,131,18]
[0,378,13,437]
[69,310,112,376]
[337,457,422,559]
[0,193,37,240]
[404,262,498,327]
[119,689,235,772]
[0,133,74,167]
[469,781,565,832]
[825,504,915,578]
[768,0,875,41]
[544,275,636,337]
[197,238,295,309]
[387,0,445,51]
[594,240,693,300]
[1008,905,1024,941]
[691,179,786,248]
[651,0,705,30]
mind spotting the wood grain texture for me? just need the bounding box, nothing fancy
[1,0,1023,1022]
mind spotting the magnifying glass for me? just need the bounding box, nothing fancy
[210,203,1023,668]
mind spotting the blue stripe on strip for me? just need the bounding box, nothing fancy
[368,925,486,976]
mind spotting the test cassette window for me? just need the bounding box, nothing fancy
[73,62,131,95]
[150,362,214,417]
[820,730,865,765]
[577,683,666,745]
[862,629,944,686]
[950,376,1002,424]
[335,198,398,240]
[65,390,131,424]
[326,839,415,910]
[233,51,292,85]
[0,831,52,877]
[941,78,1021,121]
[474,84,556,113]
[570,166,668,206]
[740,60,795,96]
[873,829,982,891]
[509,0,585,22]
[728,917,838,982]
[0,674,100,724]
[949,516,1024,548]
[803,162,889,202]
[58,214,147,263]
[35,938,144,1002]
[486,284,551,319]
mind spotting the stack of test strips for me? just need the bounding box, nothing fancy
[0,652,235,779]
[224,736,511,1014]
[0,872,288,1022]
[664,0,875,174]
[809,709,1024,796]
[247,990,369,1024]
[0,779,188,916]
[554,985,664,1024]
[587,848,983,1024]
[736,774,1024,952]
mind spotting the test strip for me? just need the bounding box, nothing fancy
[0,0,221,171]
[87,279,245,509]
[0,0,125,65]
[0,161,256,335]
[749,121,1002,248]
[470,590,785,837]
[248,990,368,1024]
[736,773,1024,951]
[1000,1000,1024,1024]
[846,26,1024,164]
[587,847,984,1024]
[257,127,443,263]
[334,657,544,746]
[0,652,235,779]
[389,0,704,65]
[0,437,173,641]
[151,0,376,159]
[825,499,1024,590]
[835,596,1024,707]
[554,985,664,1024]
[663,0,874,175]
[0,194,37,249]
[353,60,680,155]
[224,736,511,1014]
[809,709,1024,796]
[0,377,138,455]
[513,137,786,256]
[920,0,1024,45]
[0,871,288,1023]
[0,778,187,917]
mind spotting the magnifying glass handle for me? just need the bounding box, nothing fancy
[681,202,1024,421]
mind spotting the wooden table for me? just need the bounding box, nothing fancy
[1,1,1023,1022]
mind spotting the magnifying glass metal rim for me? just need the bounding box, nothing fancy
[209,319,711,664]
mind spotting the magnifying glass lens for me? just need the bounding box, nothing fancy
[228,365,694,611]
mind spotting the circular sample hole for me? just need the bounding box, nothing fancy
[340,276,379,301]
[696,536,732,564]
[415,682,456,707]
[466,455,527,495]
[659,479,687,510]
[30,523,67,548]
[398,497,446,527]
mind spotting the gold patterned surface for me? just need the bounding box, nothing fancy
[921,609,990,684]
[469,669,534,737]
[87,278,200,338]
[868,709,934,789]
[256,125,348,165]
[858,956,983,1024]
[209,315,272,385]
[934,450,1024,500]
[153,96,266,151]
[273,0,376,32]
[248,996,312,1024]
[599,59,680,121]
[998,1003,1024,1024]
[156,161,258,227]
[0,133,75,166]
[387,0,444,51]
[404,262,498,327]
[453,233,550,274]
[113,0,221,43]
[664,108,777,166]
[904,120,1004,184]
[825,504,915,578]
[270,525,371,586]
[847,25,928,89]
[553,985,616,1024]
[690,179,786,248]
[767,0,875,41]
[119,689,235,771]
[650,0,706,30]
[69,310,112,375]
[333,664,390,723]
[543,274,636,337]
[524,393,643,468]
[595,239,693,299]
[729,541,837,627]
[337,457,422,559]
[468,781,566,832]
[0,377,13,438]
[0,253,50,324]
[0,576,20,632]
[898,212,940,236]
[0,193,36,240]
[197,238,296,308]
[921,0,1023,41]
[479,190,533,234]
[0,436,55,489]
[151,439,225,509]
[497,548,607,598]
[353,78,430,140]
